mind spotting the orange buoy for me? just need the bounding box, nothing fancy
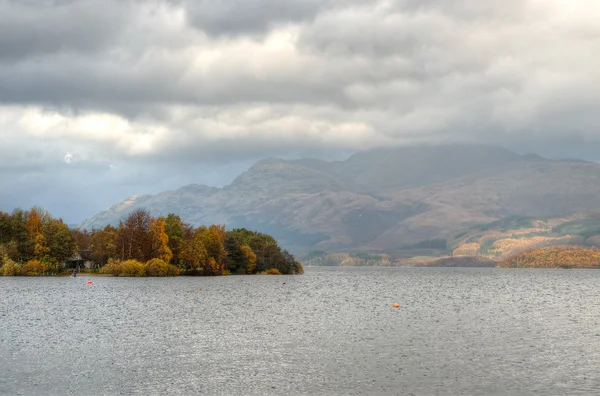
[392,303,400,308]
[87,280,93,285]
[199,288,203,291]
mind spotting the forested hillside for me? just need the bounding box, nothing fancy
[0,208,302,276]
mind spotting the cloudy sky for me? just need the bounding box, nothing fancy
[1,0,600,223]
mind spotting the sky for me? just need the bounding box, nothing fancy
[1,0,600,223]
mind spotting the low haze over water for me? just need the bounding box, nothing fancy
[2,267,600,395]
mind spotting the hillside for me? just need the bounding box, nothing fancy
[499,246,600,268]
[445,212,600,260]
[80,144,600,254]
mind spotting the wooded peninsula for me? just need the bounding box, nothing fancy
[0,207,303,276]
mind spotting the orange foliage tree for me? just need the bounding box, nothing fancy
[150,217,173,263]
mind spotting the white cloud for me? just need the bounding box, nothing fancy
[1,0,600,221]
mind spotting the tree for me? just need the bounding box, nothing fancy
[9,209,29,261]
[203,225,227,275]
[150,217,172,263]
[240,245,256,274]
[164,214,185,265]
[26,207,49,260]
[0,205,303,277]
[0,241,19,262]
[0,211,12,244]
[44,218,76,266]
[281,249,301,274]
[117,208,153,262]
[71,228,92,251]
[224,232,245,273]
[181,227,208,274]
[90,225,118,265]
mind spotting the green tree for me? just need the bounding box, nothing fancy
[0,212,12,244]
[44,218,76,268]
[164,214,185,265]
[224,232,245,273]
[10,209,30,261]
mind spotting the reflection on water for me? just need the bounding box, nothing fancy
[1,267,600,395]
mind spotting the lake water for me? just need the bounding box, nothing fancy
[1,267,600,395]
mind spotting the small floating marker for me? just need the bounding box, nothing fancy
[282,282,286,285]
[87,280,93,285]
[199,288,203,291]
[392,303,400,308]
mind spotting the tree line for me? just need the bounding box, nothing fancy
[0,207,303,276]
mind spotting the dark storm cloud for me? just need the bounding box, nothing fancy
[0,0,131,62]
[1,0,600,222]
[182,0,324,36]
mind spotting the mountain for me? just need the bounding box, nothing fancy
[80,144,600,253]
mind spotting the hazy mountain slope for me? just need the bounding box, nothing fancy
[289,145,530,193]
[79,184,220,229]
[80,145,600,253]
[365,161,600,249]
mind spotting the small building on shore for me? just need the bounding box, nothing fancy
[64,250,94,269]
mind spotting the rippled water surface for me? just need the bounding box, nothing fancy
[2,267,600,395]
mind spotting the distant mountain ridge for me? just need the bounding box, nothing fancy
[80,144,600,253]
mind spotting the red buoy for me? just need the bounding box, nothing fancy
[87,280,93,285]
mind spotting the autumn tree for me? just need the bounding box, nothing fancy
[240,245,256,274]
[71,228,92,251]
[89,225,118,265]
[117,208,153,262]
[0,211,20,262]
[0,205,302,277]
[0,240,19,262]
[26,207,50,260]
[181,226,208,274]
[203,225,227,275]
[150,217,172,263]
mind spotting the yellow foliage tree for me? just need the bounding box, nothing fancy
[240,245,256,274]
[205,257,224,276]
[22,260,47,276]
[181,227,208,273]
[26,208,49,259]
[1,255,20,276]
[205,225,227,268]
[119,259,146,276]
[150,217,173,263]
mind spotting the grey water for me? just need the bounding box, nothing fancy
[1,267,600,396]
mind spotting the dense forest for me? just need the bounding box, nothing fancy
[0,207,303,276]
